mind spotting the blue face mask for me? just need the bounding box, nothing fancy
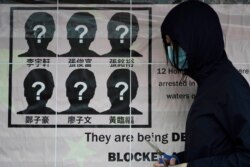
[167,45,188,70]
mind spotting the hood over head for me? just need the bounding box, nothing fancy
[161,0,228,83]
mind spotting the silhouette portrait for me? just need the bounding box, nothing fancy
[18,12,56,57]
[102,69,142,115]
[102,12,142,57]
[59,12,99,57]
[60,69,99,114]
[17,69,56,114]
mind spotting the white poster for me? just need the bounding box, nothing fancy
[0,2,249,167]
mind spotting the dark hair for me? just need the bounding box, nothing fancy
[66,12,97,39]
[25,12,55,39]
[107,12,139,42]
[107,69,138,100]
[66,69,96,100]
[24,68,54,100]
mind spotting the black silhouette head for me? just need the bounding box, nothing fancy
[25,12,55,50]
[107,69,138,105]
[66,69,96,105]
[67,12,97,50]
[107,12,139,50]
[24,69,54,106]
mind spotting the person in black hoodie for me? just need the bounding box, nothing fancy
[154,1,250,167]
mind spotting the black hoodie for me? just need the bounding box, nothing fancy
[161,1,250,166]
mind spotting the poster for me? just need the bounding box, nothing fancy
[9,7,151,127]
[0,1,250,167]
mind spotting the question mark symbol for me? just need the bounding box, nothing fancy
[33,25,46,43]
[115,25,129,44]
[32,81,46,101]
[74,82,88,101]
[75,25,88,43]
[115,82,129,101]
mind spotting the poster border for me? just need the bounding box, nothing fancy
[8,6,152,128]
